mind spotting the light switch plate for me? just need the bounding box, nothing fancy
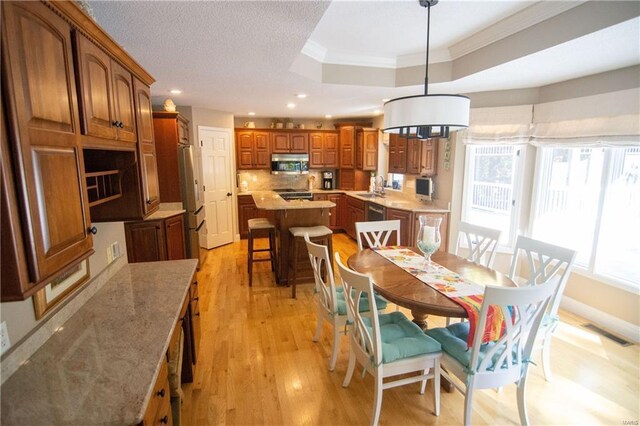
[1,321,11,356]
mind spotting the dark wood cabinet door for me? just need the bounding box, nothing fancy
[339,126,355,169]
[271,133,290,153]
[407,139,421,174]
[356,131,364,169]
[165,214,186,260]
[125,221,166,262]
[290,133,308,152]
[309,133,324,168]
[363,130,378,171]
[74,32,117,140]
[133,79,160,214]
[420,139,438,176]
[236,131,255,169]
[386,208,413,245]
[2,1,93,285]
[110,60,137,142]
[324,133,339,168]
[237,195,258,238]
[389,134,407,173]
[190,278,201,362]
[254,132,270,168]
[328,194,341,230]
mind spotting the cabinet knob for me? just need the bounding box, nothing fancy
[226,192,232,197]
[112,120,119,127]
[193,297,199,301]
[88,226,97,235]
[156,388,165,398]
[160,415,169,424]
[146,199,153,205]
[118,121,125,128]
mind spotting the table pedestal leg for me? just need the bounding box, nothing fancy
[410,309,455,393]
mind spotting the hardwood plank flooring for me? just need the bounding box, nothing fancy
[182,233,639,425]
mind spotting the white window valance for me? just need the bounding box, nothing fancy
[463,105,533,144]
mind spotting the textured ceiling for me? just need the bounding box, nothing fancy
[90,0,640,119]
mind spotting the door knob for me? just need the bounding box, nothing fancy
[226,192,232,197]
[88,226,97,235]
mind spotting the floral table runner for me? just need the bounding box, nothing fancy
[371,246,514,347]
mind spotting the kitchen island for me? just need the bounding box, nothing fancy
[251,191,335,285]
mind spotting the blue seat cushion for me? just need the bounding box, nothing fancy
[364,311,441,364]
[426,322,519,370]
[335,287,388,315]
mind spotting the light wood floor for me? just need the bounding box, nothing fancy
[182,233,639,425]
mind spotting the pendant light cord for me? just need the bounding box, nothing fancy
[424,2,431,95]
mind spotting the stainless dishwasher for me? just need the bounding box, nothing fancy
[367,204,385,221]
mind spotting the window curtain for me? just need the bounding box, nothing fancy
[531,88,640,147]
[461,105,533,145]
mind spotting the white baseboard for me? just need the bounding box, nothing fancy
[560,296,640,343]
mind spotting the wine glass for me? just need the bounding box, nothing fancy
[416,216,442,266]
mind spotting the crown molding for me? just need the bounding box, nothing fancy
[301,39,327,63]
[449,1,586,60]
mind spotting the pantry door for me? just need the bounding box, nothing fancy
[198,126,234,248]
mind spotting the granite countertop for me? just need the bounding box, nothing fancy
[345,192,450,213]
[1,260,198,425]
[251,191,335,210]
[145,209,186,220]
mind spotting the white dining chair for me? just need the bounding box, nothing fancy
[455,221,502,268]
[355,220,401,252]
[304,234,387,371]
[336,252,442,426]
[509,236,577,381]
[426,279,558,426]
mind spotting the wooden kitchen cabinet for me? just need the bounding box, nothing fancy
[356,128,378,171]
[141,359,172,426]
[388,134,408,173]
[153,111,190,203]
[1,1,94,300]
[412,212,449,252]
[271,132,308,153]
[75,32,137,146]
[235,130,270,169]
[385,207,414,246]
[338,126,355,169]
[309,132,338,168]
[237,194,275,238]
[125,213,186,263]
[420,139,438,176]
[345,196,366,240]
[406,139,422,174]
[313,193,341,231]
[134,79,160,214]
[190,277,201,363]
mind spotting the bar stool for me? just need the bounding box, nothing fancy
[248,218,276,287]
[289,225,333,298]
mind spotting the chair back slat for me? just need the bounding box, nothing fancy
[455,222,501,268]
[304,234,337,315]
[509,236,577,317]
[335,252,382,367]
[468,280,557,376]
[355,220,401,251]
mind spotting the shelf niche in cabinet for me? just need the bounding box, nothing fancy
[86,170,122,207]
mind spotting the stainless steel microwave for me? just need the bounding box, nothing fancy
[271,153,309,175]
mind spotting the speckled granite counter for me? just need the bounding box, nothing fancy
[144,209,186,220]
[251,191,335,210]
[0,259,197,425]
[345,192,450,213]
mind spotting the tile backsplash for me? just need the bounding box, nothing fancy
[237,170,324,191]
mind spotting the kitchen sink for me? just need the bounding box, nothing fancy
[356,192,385,199]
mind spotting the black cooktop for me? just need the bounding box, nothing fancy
[273,188,308,193]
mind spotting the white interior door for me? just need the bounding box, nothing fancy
[199,127,234,248]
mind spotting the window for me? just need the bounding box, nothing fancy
[462,145,525,246]
[531,146,640,285]
[385,173,404,191]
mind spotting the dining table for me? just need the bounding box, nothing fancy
[347,247,516,329]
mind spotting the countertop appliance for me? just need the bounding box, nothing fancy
[178,145,206,268]
[322,171,334,190]
[273,188,313,201]
[416,177,434,201]
[367,204,385,222]
[271,153,309,175]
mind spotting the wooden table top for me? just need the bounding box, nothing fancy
[347,248,515,318]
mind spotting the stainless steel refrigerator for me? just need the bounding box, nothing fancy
[178,144,205,268]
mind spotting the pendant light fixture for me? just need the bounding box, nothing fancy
[383,0,470,139]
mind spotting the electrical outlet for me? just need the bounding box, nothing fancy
[1,321,11,356]
[111,241,121,260]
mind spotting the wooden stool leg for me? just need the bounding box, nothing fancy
[248,231,254,287]
[269,230,276,272]
[291,237,299,299]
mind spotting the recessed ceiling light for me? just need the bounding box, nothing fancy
[248,112,256,116]
[295,93,307,99]
[325,114,332,119]
[382,98,390,102]
[287,103,296,109]
[373,109,382,115]
[170,89,182,95]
